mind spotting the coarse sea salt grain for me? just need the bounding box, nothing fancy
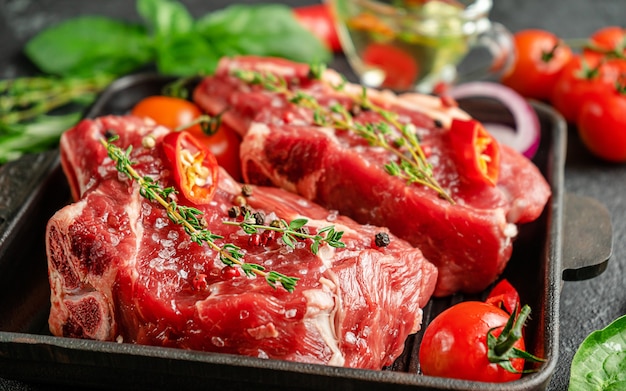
[154,217,168,229]
[344,331,357,344]
[149,257,165,272]
[211,336,225,347]
[160,239,174,248]
[158,248,176,259]
[108,234,120,246]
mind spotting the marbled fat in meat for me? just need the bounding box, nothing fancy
[46,115,437,369]
[193,56,552,296]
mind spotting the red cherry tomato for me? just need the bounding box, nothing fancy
[584,26,626,58]
[131,96,242,180]
[162,131,219,205]
[293,4,342,53]
[419,301,526,382]
[189,123,242,182]
[550,54,622,124]
[132,95,205,134]
[501,29,573,101]
[361,43,419,90]
[577,84,626,163]
[449,118,501,186]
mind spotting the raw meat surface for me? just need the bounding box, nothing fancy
[46,115,437,369]
[193,56,552,296]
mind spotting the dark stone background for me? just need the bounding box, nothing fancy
[1,1,625,390]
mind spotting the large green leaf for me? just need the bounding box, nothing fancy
[138,0,219,76]
[137,0,194,39]
[24,16,153,77]
[569,314,626,391]
[196,4,331,65]
[155,34,220,76]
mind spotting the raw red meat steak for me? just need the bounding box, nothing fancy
[193,56,552,296]
[46,115,438,369]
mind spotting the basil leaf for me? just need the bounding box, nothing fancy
[155,34,220,76]
[569,314,626,391]
[137,0,218,76]
[196,4,331,65]
[24,16,153,77]
[137,0,194,39]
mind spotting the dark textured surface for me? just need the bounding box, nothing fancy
[1,0,625,390]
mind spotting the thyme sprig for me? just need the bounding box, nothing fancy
[223,210,346,255]
[231,68,454,203]
[0,74,114,124]
[101,136,299,292]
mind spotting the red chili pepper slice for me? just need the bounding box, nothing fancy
[162,130,219,205]
[449,118,501,186]
[485,278,520,316]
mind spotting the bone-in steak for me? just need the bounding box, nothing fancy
[46,115,437,369]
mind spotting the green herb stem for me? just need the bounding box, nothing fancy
[0,74,114,124]
[101,136,299,292]
[223,211,345,255]
[1,0,333,165]
[232,68,454,203]
[0,112,81,163]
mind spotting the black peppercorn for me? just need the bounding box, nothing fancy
[241,184,253,197]
[104,129,117,139]
[228,206,241,218]
[375,232,390,247]
[253,211,265,225]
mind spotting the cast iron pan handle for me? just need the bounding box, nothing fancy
[561,192,613,281]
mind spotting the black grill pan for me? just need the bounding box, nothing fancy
[0,73,612,391]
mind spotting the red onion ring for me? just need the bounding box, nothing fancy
[448,82,541,159]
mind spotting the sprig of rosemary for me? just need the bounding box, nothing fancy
[223,210,346,255]
[231,68,454,203]
[101,135,299,292]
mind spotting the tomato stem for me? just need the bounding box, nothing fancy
[541,43,560,63]
[175,114,221,136]
[561,37,626,60]
[487,304,545,373]
[616,78,626,95]
[575,57,602,80]
[492,304,528,356]
[162,74,203,100]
